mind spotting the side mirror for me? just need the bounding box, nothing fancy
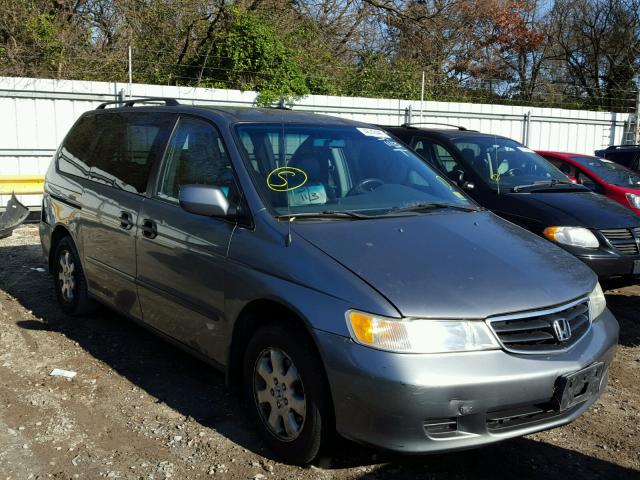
[447,169,465,184]
[179,184,230,217]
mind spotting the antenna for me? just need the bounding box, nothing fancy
[286,217,295,246]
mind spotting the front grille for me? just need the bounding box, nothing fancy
[487,299,590,353]
[600,228,639,255]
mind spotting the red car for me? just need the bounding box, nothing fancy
[538,150,640,215]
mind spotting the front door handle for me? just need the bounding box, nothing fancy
[141,219,157,239]
[120,211,134,230]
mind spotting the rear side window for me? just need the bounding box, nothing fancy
[58,115,100,178]
[58,112,174,194]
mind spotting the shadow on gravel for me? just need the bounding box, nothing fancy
[1,241,639,478]
[345,437,640,479]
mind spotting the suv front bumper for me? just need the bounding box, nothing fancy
[315,308,618,453]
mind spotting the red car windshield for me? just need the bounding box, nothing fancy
[572,156,640,188]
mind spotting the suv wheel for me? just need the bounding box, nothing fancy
[243,323,331,464]
[53,236,95,315]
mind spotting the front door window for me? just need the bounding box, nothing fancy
[158,117,240,206]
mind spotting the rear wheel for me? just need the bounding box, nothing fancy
[243,323,332,464]
[53,236,95,315]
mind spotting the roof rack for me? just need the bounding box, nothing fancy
[97,97,179,109]
[401,122,467,131]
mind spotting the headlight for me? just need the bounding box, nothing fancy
[543,226,599,248]
[626,193,640,209]
[346,310,499,353]
[588,282,606,320]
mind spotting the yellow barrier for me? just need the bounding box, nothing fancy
[0,175,45,195]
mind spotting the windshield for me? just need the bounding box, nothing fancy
[235,124,475,216]
[571,156,640,188]
[451,136,568,191]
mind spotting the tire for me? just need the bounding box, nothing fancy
[242,322,332,465]
[53,236,96,315]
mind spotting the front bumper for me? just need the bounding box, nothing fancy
[315,308,618,453]
[576,253,640,278]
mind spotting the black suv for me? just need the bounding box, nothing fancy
[383,124,640,280]
[595,145,640,171]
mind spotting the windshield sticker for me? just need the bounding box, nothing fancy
[357,127,390,138]
[267,166,308,192]
[435,176,455,190]
[287,184,327,207]
[517,146,535,153]
[382,138,406,150]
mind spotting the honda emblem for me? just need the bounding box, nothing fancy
[553,318,572,341]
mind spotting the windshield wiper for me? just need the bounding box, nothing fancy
[385,202,480,215]
[276,210,372,220]
[512,179,584,192]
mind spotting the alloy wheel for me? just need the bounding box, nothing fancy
[58,250,76,303]
[253,347,306,442]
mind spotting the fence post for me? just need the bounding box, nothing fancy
[522,111,531,146]
[420,71,425,121]
[635,89,640,145]
[609,112,618,146]
[404,105,412,125]
[128,45,133,98]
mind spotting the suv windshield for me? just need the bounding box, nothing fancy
[571,156,640,188]
[451,136,568,191]
[236,124,475,216]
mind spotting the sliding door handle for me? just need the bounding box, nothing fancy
[120,211,134,230]
[141,219,157,239]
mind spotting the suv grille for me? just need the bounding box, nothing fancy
[487,299,590,353]
[600,228,640,255]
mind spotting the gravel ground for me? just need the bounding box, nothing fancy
[0,224,639,480]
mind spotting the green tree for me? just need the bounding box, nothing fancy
[189,7,310,105]
[343,52,422,99]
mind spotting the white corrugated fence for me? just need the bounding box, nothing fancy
[0,76,632,208]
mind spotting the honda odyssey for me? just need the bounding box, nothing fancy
[40,99,618,464]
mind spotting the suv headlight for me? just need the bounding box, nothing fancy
[626,193,640,209]
[543,226,599,248]
[589,282,606,320]
[346,310,499,353]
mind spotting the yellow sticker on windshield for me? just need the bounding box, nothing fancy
[435,175,455,190]
[267,166,308,192]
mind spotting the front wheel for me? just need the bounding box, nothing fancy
[243,323,332,464]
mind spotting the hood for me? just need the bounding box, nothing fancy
[293,211,596,319]
[504,191,639,228]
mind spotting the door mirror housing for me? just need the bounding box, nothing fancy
[179,184,230,217]
[447,169,465,185]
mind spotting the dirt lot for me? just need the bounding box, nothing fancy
[0,224,639,480]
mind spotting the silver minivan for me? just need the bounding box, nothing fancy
[40,99,618,464]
